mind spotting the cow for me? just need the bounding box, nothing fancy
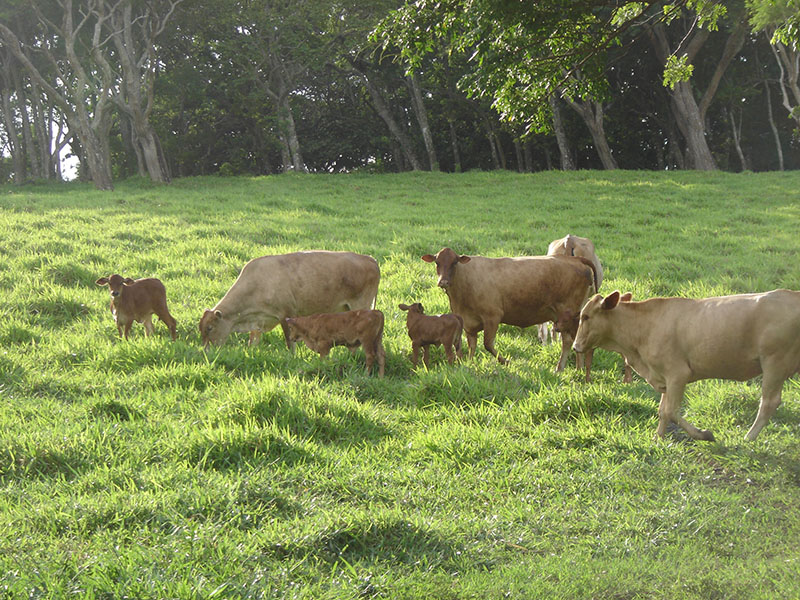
[573,289,800,442]
[421,247,596,367]
[95,274,177,340]
[283,310,385,377]
[199,251,379,349]
[539,234,603,344]
[398,302,463,368]
[554,292,634,383]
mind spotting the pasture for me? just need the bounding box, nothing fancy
[1,170,800,598]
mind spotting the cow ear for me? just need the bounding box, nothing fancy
[458,255,471,264]
[421,254,435,263]
[418,303,424,313]
[95,277,109,286]
[398,304,409,311]
[602,291,621,310]
[214,310,223,318]
[620,292,633,302]
[123,278,135,285]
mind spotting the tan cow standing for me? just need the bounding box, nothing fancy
[573,289,800,442]
[199,251,379,349]
[421,247,596,367]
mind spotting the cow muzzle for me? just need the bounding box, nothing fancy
[437,278,450,289]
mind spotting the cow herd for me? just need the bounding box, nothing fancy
[95,234,800,443]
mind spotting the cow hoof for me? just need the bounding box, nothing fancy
[700,430,716,442]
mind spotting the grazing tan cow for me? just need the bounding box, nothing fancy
[554,292,633,383]
[421,247,596,367]
[199,251,379,349]
[398,302,463,367]
[95,274,177,340]
[284,310,385,377]
[539,234,603,344]
[573,289,800,442]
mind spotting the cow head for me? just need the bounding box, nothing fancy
[398,302,425,315]
[199,308,233,348]
[573,291,621,354]
[95,274,135,298]
[421,247,470,290]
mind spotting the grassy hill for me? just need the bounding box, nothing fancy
[1,170,800,598]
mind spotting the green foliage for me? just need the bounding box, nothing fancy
[1,171,800,597]
[663,53,696,88]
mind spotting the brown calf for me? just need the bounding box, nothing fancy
[398,302,463,368]
[554,292,633,383]
[574,289,800,442]
[95,274,177,340]
[283,309,385,377]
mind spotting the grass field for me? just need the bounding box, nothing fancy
[1,170,800,598]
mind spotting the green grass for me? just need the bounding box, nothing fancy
[1,170,800,598]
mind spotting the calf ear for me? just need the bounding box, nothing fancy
[458,255,471,264]
[398,304,409,311]
[620,292,633,302]
[602,291,621,310]
[421,254,435,263]
[95,277,109,286]
[214,310,223,318]
[123,278,135,285]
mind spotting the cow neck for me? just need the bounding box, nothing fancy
[602,302,646,358]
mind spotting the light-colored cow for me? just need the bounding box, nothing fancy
[573,289,800,441]
[421,247,596,367]
[539,234,602,344]
[199,251,379,349]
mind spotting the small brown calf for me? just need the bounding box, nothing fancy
[95,274,177,340]
[554,292,633,382]
[398,302,463,368]
[284,309,385,377]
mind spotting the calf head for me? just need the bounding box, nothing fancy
[421,247,470,290]
[199,309,234,348]
[573,291,621,354]
[95,274,135,299]
[282,317,306,344]
[398,302,425,315]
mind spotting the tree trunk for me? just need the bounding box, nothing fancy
[767,34,800,129]
[549,95,575,170]
[278,94,305,172]
[670,82,717,170]
[448,119,461,173]
[726,107,750,171]
[523,140,533,172]
[357,68,423,171]
[564,97,618,169]
[763,80,784,171]
[407,74,438,171]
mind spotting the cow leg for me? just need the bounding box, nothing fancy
[555,332,573,372]
[622,358,633,383]
[279,320,296,353]
[122,320,133,339]
[745,366,786,441]
[584,349,594,383]
[482,320,506,364]
[465,331,478,359]
[365,347,375,375]
[422,346,431,368]
[657,382,715,442]
[376,340,385,378]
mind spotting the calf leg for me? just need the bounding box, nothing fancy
[122,320,133,339]
[156,309,177,340]
[248,330,262,345]
[279,319,296,353]
[622,358,633,383]
[422,345,431,368]
[745,365,786,441]
[411,342,421,367]
[444,342,455,365]
[142,316,155,337]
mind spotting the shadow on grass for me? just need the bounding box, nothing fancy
[188,431,311,471]
[0,445,86,482]
[270,518,457,568]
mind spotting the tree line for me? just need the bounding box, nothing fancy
[0,0,798,190]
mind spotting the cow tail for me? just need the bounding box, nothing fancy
[575,256,598,293]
